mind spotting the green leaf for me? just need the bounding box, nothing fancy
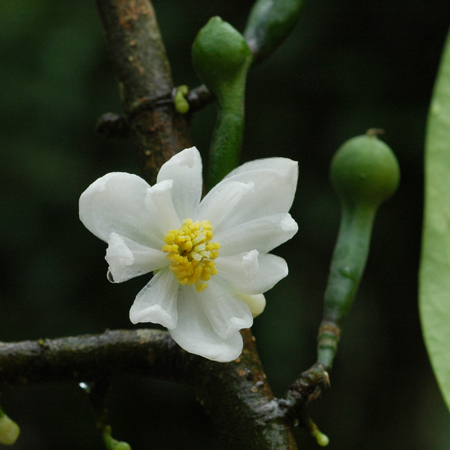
[420,29,450,414]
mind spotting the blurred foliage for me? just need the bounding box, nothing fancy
[1,0,450,449]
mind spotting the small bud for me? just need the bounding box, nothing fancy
[0,414,20,446]
[173,85,190,114]
[309,420,329,447]
[312,429,330,447]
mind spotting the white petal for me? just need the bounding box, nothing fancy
[224,157,297,184]
[238,293,266,318]
[144,180,181,234]
[216,251,288,295]
[157,147,203,221]
[213,158,298,231]
[198,279,253,339]
[215,213,298,256]
[79,172,162,247]
[169,286,245,362]
[129,268,179,329]
[105,232,169,283]
[196,180,254,228]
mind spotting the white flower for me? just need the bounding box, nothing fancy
[79,147,298,362]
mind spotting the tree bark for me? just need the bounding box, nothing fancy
[96,0,192,184]
[0,329,297,449]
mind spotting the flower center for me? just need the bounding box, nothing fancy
[162,219,220,292]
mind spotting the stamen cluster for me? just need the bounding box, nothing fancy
[162,219,220,292]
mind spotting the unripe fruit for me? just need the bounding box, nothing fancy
[191,17,252,189]
[192,17,252,94]
[330,133,400,208]
[318,132,400,369]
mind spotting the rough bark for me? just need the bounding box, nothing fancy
[0,329,297,449]
[96,0,192,184]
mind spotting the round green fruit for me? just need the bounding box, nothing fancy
[330,133,400,208]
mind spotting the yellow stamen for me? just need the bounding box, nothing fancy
[162,219,220,292]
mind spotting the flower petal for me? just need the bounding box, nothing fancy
[105,232,169,283]
[215,213,298,256]
[129,268,179,329]
[198,279,253,339]
[212,158,298,232]
[196,180,254,228]
[157,147,203,221]
[238,293,266,318]
[144,179,181,234]
[169,286,245,362]
[79,172,162,247]
[216,251,288,295]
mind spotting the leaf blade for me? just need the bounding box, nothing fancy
[420,29,450,413]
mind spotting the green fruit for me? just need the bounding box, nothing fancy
[317,132,400,369]
[192,17,252,95]
[330,133,400,208]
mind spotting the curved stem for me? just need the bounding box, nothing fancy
[318,204,376,369]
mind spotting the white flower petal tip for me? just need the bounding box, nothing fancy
[239,293,266,318]
[79,148,299,362]
[281,215,298,233]
[130,304,175,328]
[157,147,203,221]
[162,146,201,170]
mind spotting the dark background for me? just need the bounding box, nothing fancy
[1,0,450,448]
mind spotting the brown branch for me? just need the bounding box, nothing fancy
[95,0,192,184]
[0,329,297,449]
[0,329,173,386]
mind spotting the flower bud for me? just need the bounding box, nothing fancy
[0,414,20,446]
[173,85,190,114]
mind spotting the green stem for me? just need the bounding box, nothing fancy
[318,204,376,369]
[207,81,247,189]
